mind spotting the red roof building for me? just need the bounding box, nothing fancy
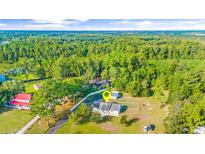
[9,93,32,110]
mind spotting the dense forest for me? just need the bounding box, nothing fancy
[1,31,205,133]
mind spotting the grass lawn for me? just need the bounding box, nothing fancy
[56,121,110,134]
[56,93,169,134]
[0,108,33,134]
[26,118,50,134]
[25,82,37,93]
[24,79,47,94]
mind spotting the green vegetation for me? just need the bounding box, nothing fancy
[26,118,50,134]
[1,31,205,133]
[0,108,33,133]
[0,80,25,106]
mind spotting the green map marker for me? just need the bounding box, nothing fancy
[102,90,111,102]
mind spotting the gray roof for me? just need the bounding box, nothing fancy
[93,102,101,109]
[110,103,121,112]
[100,102,112,112]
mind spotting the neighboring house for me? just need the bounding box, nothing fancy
[6,67,25,75]
[194,126,205,134]
[111,91,120,99]
[0,74,6,83]
[89,78,111,88]
[92,101,121,117]
[7,93,32,110]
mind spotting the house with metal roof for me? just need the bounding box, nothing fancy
[92,101,121,117]
[110,103,121,116]
[7,93,32,110]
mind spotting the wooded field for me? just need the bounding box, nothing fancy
[1,31,205,133]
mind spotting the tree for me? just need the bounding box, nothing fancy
[31,79,72,119]
[120,115,128,124]
[0,80,25,106]
[70,103,91,123]
[164,103,187,134]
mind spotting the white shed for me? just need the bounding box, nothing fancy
[111,91,120,99]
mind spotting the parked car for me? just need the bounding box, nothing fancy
[148,124,155,131]
[144,126,149,132]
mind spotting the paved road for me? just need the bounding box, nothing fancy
[47,89,106,134]
[47,118,68,134]
[16,115,40,134]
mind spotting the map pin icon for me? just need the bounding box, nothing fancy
[102,90,111,102]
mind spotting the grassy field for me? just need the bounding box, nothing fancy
[0,108,33,134]
[26,118,50,134]
[56,93,169,134]
[24,79,46,94]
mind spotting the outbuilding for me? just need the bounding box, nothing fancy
[8,93,32,110]
[111,91,120,99]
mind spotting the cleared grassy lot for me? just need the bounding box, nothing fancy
[56,93,169,134]
[26,118,50,134]
[0,108,33,134]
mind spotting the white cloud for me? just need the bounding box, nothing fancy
[135,20,153,26]
[28,19,89,30]
[0,23,6,27]
[110,19,205,30]
[76,19,89,22]
[114,20,153,25]
[24,24,71,30]
[33,19,66,24]
[32,19,88,24]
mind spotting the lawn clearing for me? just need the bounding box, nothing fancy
[24,79,47,93]
[56,93,169,134]
[56,120,110,134]
[0,108,33,134]
[26,118,50,134]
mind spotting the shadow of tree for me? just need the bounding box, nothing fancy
[0,107,11,115]
[125,117,140,127]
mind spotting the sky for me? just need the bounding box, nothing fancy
[0,19,205,30]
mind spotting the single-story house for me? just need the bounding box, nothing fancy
[0,74,6,83]
[89,78,111,88]
[194,126,205,134]
[92,101,121,117]
[111,91,120,99]
[8,93,32,110]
